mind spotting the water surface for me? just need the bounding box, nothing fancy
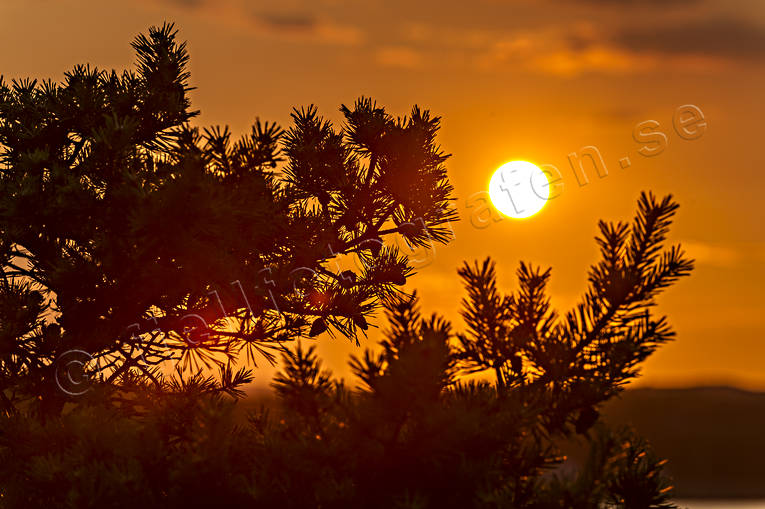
[677,501,765,509]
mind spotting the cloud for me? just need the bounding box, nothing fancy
[681,240,742,267]
[563,0,700,5]
[468,16,765,75]
[161,0,206,7]
[147,0,763,72]
[375,46,424,69]
[314,23,364,46]
[255,12,317,32]
[474,24,659,76]
[142,0,364,46]
[251,11,363,45]
[531,47,656,75]
[612,18,765,60]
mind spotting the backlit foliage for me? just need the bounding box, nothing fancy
[0,24,456,416]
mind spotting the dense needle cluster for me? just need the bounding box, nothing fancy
[0,24,456,416]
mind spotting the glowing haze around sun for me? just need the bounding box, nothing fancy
[488,161,550,219]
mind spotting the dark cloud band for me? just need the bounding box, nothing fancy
[613,18,765,60]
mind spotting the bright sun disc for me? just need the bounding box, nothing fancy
[488,161,550,219]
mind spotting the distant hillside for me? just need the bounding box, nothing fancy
[602,386,765,499]
[237,385,765,499]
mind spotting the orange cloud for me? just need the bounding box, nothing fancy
[375,46,424,69]
[681,240,742,268]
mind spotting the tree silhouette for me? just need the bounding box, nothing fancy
[177,192,683,508]
[457,192,693,404]
[0,22,693,509]
[0,24,456,416]
[0,154,689,507]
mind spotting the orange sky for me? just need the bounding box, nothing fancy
[2,0,764,389]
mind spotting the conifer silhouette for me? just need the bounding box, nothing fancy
[251,192,690,508]
[0,24,456,416]
[0,24,691,509]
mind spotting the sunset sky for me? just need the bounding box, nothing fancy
[3,0,764,389]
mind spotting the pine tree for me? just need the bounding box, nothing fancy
[0,22,693,509]
[456,193,693,406]
[254,192,691,508]
[0,24,457,416]
[0,192,690,508]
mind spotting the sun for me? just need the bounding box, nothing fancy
[488,161,550,219]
